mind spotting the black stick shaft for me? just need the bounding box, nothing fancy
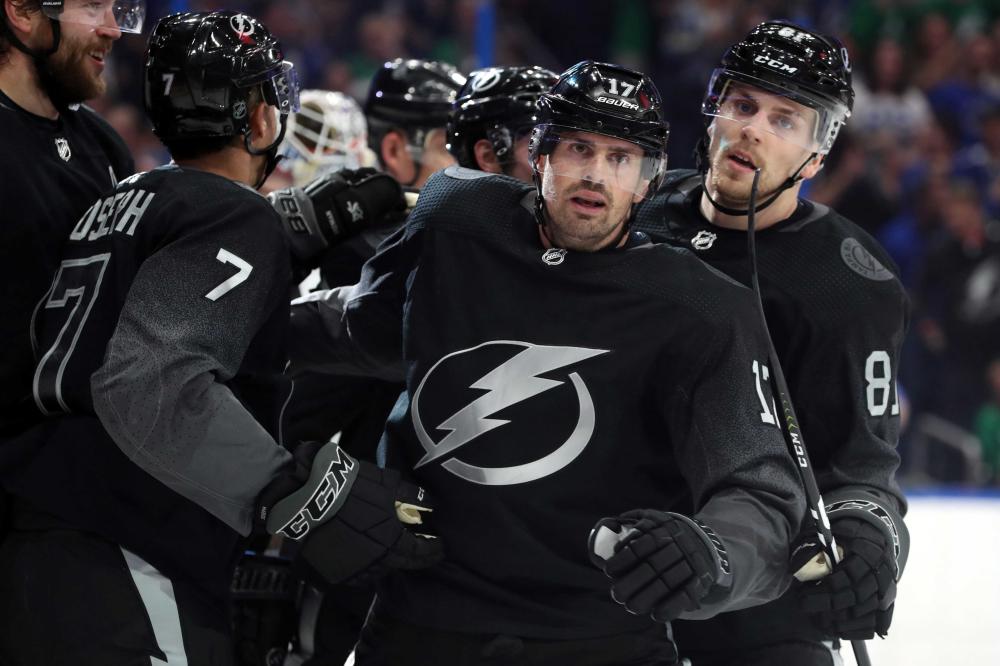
[746,168,871,666]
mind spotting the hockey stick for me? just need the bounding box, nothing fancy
[746,168,872,666]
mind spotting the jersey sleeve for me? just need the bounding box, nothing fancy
[91,196,293,536]
[665,291,806,619]
[794,281,911,515]
[288,223,417,382]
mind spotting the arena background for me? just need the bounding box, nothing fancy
[93,1,1000,663]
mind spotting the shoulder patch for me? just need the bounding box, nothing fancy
[841,238,894,281]
[443,165,493,180]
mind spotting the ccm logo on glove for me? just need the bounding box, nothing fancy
[266,444,358,539]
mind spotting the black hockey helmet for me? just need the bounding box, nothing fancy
[446,65,558,168]
[364,58,466,130]
[702,20,853,154]
[144,11,300,143]
[530,60,669,197]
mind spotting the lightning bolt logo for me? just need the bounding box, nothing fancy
[412,341,609,478]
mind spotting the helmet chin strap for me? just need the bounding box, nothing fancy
[701,151,815,217]
[4,16,61,59]
[246,112,288,190]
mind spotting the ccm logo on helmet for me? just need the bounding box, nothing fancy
[597,96,639,111]
[754,55,798,74]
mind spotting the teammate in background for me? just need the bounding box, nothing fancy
[266,88,374,194]
[446,64,558,181]
[0,0,140,433]
[633,21,911,666]
[287,60,805,665]
[0,12,436,665]
[266,88,375,299]
[365,57,465,188]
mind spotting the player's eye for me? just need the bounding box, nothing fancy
[773,114,797,132]
[608,152,631,166]
[729,98,756,116]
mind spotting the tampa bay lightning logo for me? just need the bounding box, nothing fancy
[411,340,609,485]
[469,68,502,92]
[230,14,256,43]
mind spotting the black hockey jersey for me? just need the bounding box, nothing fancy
[633,170,910,650]
[0,166,293,600]
[290,167,805,639]
[0,91,134,432]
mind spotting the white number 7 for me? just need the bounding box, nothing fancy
[205,248,252,301]
[162,73,175,96]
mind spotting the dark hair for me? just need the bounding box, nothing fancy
[161,135,239,161]
[0,0,42,60]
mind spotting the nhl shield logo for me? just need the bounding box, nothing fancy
[54,137,71,162]
[542,248,567,266]
[691,230,717,250]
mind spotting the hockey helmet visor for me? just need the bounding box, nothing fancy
[702,69,849,154]
[234,58,301,117]
[537,124,665,198]
[42,0,146,34]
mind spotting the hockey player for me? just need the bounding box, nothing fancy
[365,57,465,189]
[632,21,911,666]
[0,12,436,665]
[286,60,805,665]
[446,64,558,181]
[0,0,140,433]
[278,89,374,188]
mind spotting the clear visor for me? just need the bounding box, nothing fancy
[42,0,145,35]
[702,71,847,154]
[238,61,301,117]
[541,126,665,198]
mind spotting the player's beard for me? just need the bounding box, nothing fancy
[37,30,112,107]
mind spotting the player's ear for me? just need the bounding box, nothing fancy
[5,0,39,35]
[801,152,825,180]
[380,130,414,182]
[473,139,502,174]
[247,99,276,150]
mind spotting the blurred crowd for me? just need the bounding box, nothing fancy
[91,0,1000,487]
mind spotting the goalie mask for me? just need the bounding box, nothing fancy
[281,90,372,186]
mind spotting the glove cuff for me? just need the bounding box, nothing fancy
[680,513,733,592]
[263,444,360,540]
[824,489,909,580]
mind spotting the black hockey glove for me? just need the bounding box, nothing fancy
[256,441,442,587]
[589,509,733,623]
[268,168,407,272]
[797,495,909,640]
